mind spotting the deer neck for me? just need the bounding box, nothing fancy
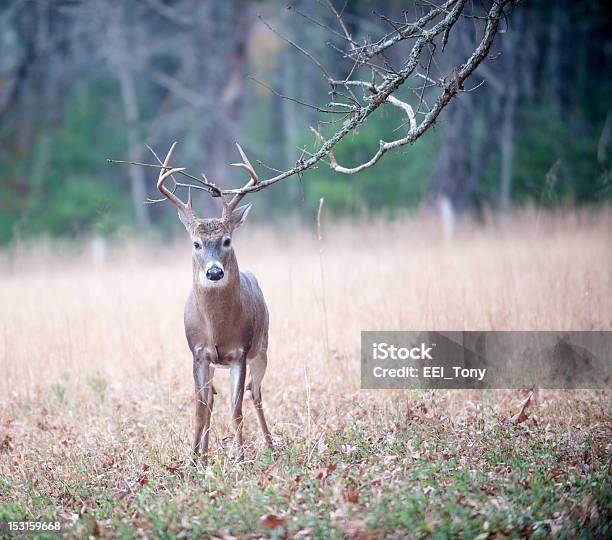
[192,253,241,322]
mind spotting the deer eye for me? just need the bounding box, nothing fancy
[222,237,231,248]
[193,241,202,250]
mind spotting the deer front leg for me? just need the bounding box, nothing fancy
[193,353,214,465]
[229,355,247,462]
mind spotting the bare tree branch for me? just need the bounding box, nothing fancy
[219,0,515,194]
[106,159,222,197]
[111,0,514,201]
[322,0,357,51]
[355,0,459,59]
[301,0,512,177]
[288,4,355,48]
[248,75,349,114]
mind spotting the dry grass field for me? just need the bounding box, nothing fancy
[0,209,610,538]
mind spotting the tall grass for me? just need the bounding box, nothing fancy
[1,209,609,400]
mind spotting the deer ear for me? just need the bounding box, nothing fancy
[229,203,252,229]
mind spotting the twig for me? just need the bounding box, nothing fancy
[259,15,333,82]
[416,42,435,115]
[288,4,355,47]
[106,159,221,196]
[323,0,356,51]
[248,75,346,114]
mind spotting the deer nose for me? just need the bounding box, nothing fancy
[206,265,224,281]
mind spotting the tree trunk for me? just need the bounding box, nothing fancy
[117,62,150,230]
[499,10,521,212]
[192,0,252,217]
[499,88,517,212]
[429,93,474,205]
[428,15,477,213]
[105,2,150,231]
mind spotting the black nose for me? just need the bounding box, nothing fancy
[206,266,224,281]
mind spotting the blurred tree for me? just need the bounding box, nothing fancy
[0,0,610,244]
[103,0,151,230]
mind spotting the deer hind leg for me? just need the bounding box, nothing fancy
[249,353,274,450]
[193,357,214,465]
[229,356,247,462]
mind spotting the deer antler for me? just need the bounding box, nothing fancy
[222,143,258,220]
[157,142,195,227]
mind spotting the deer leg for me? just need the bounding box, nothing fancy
[201,367,215,463]
[193,358,214,465]
[249,353,274,449]
[229,356,247,461]
[252,386,273,450]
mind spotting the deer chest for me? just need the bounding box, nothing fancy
[194,345,245,369]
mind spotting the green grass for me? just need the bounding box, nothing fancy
[1,391,609,539]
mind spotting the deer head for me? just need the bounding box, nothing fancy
[156,142,258,287]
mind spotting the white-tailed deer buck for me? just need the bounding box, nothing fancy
[156,143,273,464]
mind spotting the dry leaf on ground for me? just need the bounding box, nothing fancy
[259,513,287,530]
[511,392,534,424]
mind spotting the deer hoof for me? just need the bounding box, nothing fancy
[190,452,209,467]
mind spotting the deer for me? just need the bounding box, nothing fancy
[155,142,273,464]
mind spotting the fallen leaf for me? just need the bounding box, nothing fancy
[93,520,104,537]
[257,475,271,490]
[259,513,286,530]
[511,391,533,424]
[164,460,184,475]
[345,487,360,503]
[113,488,128,499]
[312,462,337,481]
[0,434,13,452]
[481,483,498,496]
[78,503,87,517]
[114,490,135,504]
[37,419,51,431]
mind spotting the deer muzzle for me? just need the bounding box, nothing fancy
[204,261,224,282]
